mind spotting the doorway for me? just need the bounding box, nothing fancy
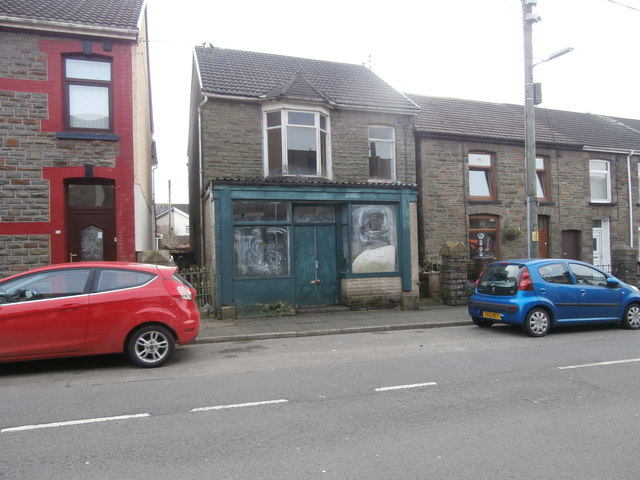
[538,215,550,258]
[592,218,611,269]
[293,205,339,307]
[66,180,116,262]
[561,230,581,260]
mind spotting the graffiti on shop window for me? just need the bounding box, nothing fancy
[234,226,289,277]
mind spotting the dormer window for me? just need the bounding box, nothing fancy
[264,108,330,177]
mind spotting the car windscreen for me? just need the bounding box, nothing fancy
[477,263,521,296]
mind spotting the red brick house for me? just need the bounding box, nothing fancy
[0,0,154,277]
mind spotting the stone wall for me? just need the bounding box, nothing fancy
[417,135,637,267]
[200,99,416,184]
[439,241,469,306]
[0,234,50,277]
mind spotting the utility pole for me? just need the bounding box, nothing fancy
[522,0,539,259]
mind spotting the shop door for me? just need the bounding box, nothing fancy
[294,225,339,307]
[66,181,116,262]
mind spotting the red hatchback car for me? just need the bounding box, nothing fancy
[0,262,200,367]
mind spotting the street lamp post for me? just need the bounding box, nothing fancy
[522,1,572,259]
[522,0,539,259]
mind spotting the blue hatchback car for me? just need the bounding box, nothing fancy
[468,259,640,336]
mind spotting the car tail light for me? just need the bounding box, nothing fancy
[164,279,193,300]
[518,267,534,291]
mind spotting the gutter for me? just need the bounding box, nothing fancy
[0,17,139,40]
[584,146,640,248]
[201,91,420,115]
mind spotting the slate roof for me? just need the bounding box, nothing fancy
[0,0,145,35]
[156,204,190,217]
[194,46,419,113]
[408,94,640,151]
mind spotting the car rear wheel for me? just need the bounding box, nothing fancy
[472,317,494,328]
[127,325,175,368]
[621,304,640,329]
[523,308,551,337]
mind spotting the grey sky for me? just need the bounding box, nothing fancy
[147,0,639,203]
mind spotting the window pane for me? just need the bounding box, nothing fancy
[0,269,90,302]
[294,206,335,223]
[287,126,317,175]
[590,173,608,201]
[66,59,111,81]
[370,140,393,160]
[233,201,289,222]
[267,128,282,175]
[469,230,496,259]
[469,170,491,196]
[68,184,114,207]
[468,153,491,167]
[368,126,393,140]
[351,205,397,273]
[267,111,281,127]
[288,112,315,126]
[234,226,290,277]
[69,85,109,129]
[536,172,545,198]
[95,269,155,292]
[81,225,104,261]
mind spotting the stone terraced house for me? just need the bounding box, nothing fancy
[0,0,154,277]
[409,95,640,282]
[188,46,421,317]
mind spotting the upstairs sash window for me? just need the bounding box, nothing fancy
[65,58,112,131]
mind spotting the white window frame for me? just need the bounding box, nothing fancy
[589,159,611,203]
[262,104,331,178]
[368,125,396,181]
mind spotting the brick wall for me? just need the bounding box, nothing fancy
[341,276,402,308]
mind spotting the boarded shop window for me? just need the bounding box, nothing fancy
[350,205,398,273]
[234,226,290,278]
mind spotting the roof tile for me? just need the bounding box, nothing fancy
[0,0,145,32]
[195,46,419,113]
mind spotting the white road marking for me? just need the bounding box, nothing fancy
[374,382,437,392]
[558,358,640,370]
[1,413,150,433]
[190,399,289,412]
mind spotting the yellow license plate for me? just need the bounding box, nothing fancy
[482,311,502,320]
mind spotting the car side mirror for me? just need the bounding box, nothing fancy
[606,278,620,288]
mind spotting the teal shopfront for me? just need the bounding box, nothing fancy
[207,180,418,317]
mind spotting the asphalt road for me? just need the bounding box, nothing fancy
[2,323,640,479]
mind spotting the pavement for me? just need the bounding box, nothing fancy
[195,299,471,344]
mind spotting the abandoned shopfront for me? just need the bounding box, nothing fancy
[204,180,419,317]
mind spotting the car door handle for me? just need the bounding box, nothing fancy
[579,289,586,296]
[60,303,82,311]
[539,288,546,293]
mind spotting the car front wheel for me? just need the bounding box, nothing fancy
[127,325,175,368]
[523,308,551,337]
[622,304,640,329]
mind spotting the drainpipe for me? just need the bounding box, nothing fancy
[197,95,208,265]
[628,150,639,247]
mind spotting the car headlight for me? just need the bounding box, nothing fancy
[631,285,640,293]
